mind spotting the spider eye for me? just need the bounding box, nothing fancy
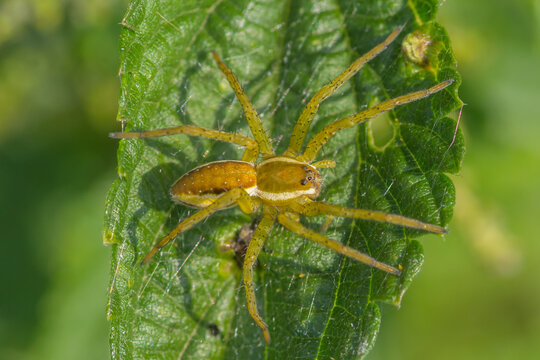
[307,176,313,181]
[300,179,308,186]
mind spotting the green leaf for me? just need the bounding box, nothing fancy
[104,0,463,359]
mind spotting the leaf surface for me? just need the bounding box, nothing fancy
[104,0,463,358]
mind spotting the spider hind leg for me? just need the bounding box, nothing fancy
[141,188,255,265]
[109,125,260,162]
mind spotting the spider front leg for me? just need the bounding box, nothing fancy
[290,200,447,234]
[285,27,403,157]
[109,124,260,162]
[277,212,400,275]
[141,188,256,265]
[243,206,277,344]
[298,79,454,162]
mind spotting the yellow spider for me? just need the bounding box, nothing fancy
[110,27,452,343]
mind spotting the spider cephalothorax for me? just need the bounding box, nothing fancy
[110,26,453,343]
[255,157,322,203]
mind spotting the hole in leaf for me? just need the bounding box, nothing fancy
[368,112,395,149]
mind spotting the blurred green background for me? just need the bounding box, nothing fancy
[0,0,539,359]
[0,0,124,358]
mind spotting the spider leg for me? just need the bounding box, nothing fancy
[311,159,336,169]
[290,200,447,234]
[243,206,277,344]
[320,215,335,233]
[277,212,400,275]
[285,27,403,157]
[298,79,454,163]
[141,188,256,265]
[241,146,260,163]
[109,125,259,162]
[212,52,274,157]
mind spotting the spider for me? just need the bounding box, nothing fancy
[110,27,452,343]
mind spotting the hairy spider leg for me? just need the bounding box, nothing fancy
[311,159,336,169]
[212,52,274,157]
[291,200,448,234]
[140,188,256,265]
[243,206,276,344]
[285,26,404,157]
[277,212,400,275]
[109,124,259,162]
[298,79,454,163]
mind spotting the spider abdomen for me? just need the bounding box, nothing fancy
[171,160,256,208]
